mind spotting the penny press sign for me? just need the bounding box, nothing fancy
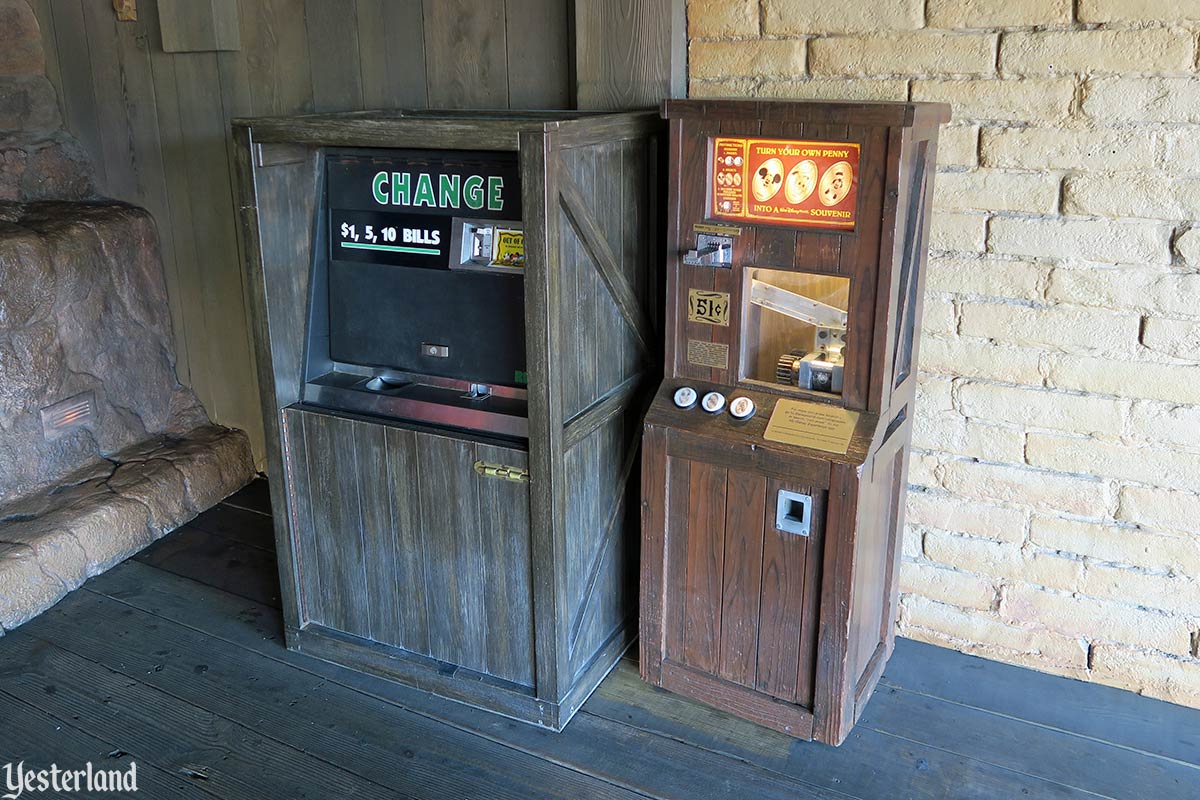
[709,137,860,230]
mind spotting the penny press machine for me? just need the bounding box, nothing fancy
[234,110,660,730]
[640,99,949,744]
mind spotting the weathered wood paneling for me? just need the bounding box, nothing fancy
[33,0,590,465]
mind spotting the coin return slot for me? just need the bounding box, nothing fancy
[364,376,404,392]
[775,490,813,537]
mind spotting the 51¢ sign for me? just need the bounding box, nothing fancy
[688,289,730,326]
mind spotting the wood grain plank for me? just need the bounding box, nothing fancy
[638,425,668,682]
[47,0,107,186]
[305,0,364,112]
[302,411,372,638]
[574,0,683,110]
[680,460,727,673]
[504,0,571,109]
[76,562,842,800]
[353,420,403,647]
[0,631,409,799]
[282,407,323,625]
[476,443,536,686]
[422,0,508,108]
[717,469,766,688]
[755,477,806,702]
[356,0,427,108]
[416,433,488,672]
[0,685,217,799]
[241,0,314,115]
[14,588,647,800]
[381,425,431,655]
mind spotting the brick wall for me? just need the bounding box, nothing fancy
[688,0,1200,707]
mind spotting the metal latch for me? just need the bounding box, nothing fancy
[422,342,449,358]
[683,234,733,267]
[473,461,530,483]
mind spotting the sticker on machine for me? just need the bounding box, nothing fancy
[686,339,729,370]
[710,137,860,231]
[763,399,860,454]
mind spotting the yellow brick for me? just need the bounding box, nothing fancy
[1118,485,1200,534]
[1127,400,1200,449]
[920,295,957,336]
[900,595,1088,671]
[1030,516,1200,573]
[689,39,806,81]
[926,254,1046,299]
[1048,355,1200,404]
[918,335,1045,384]
[1079,0,1200,23]
[957,382,1127,435]
[809,32,996,77]
[1002,584,1189,653]
[1027,432,1200,494]
[763,0,923,34]
[981,126,1158,171]
[934,169,1059,214]
[1090,644,1200,708]
[927,0,1072,28]
[940,459,1110,517]
[755,77,910,101]
[937,125,978,168]
[913,78,1075,123]
[1159,128,1200,171]
[1177,228,1200,265]
[925,531,1084,591]
[689,77,912,102]
[930,210,986,252]
[1141,317,1200,360]
[1084,77,1200,123]
[988,217,1172,265]
[1064,173,1200,220]
[914,413,1027,463]
[900,560,996,610]
[1045,266,1180,313]
[1001,29,1194,77]
[902,525,924,559]
[908,452,944,489]
[1081,564,1200,616]
[906,491,1028,543]
[959,302,1141,355]
[688,0,760,37]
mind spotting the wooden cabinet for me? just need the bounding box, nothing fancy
[641,99,948,744]
[234,110,661,729]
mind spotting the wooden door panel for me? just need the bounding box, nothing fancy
[663,454,826,707]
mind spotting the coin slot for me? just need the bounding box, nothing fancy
[775,489,812,537]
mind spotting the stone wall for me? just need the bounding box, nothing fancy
[0,0,93,202]
[688,0,1200,706]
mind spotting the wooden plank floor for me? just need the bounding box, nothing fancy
[1,479,1196,799]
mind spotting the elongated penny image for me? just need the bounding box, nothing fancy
[752,157,784,202]
[785,159,818,205]
[819,160,853,206]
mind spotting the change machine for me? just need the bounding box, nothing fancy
[640,99,948,744]
[233,110,660,729]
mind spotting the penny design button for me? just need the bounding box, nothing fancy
[728,396,756,420]
[673,386,698,409]
[701,391,726,414]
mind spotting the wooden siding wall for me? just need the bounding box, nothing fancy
[27,0,581,464]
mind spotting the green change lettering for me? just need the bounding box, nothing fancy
[372,170,504,211]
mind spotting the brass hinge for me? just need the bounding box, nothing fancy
[473,460,530,483]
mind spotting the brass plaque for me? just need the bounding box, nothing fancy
[693,222,742,237]
[686,339,729,370]
[763,399,859,454]
[688,289,730,326]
